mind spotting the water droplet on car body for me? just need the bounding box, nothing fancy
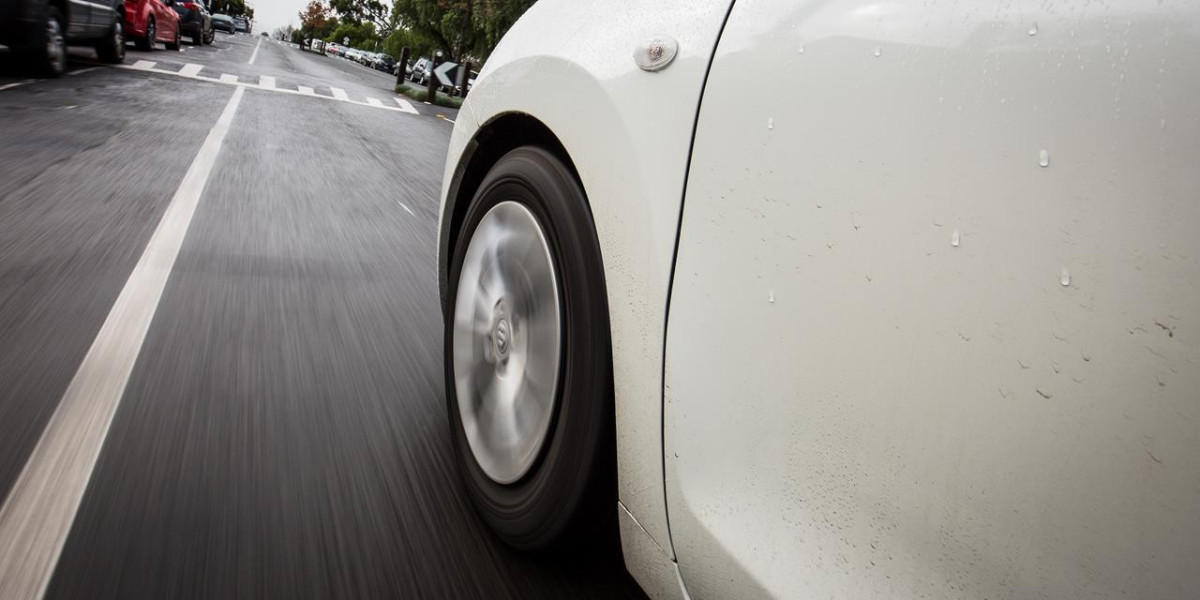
[951,230,961,247]
[1039,149,1050,167]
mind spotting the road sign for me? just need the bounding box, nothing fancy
[343,36,349,45]
[433,61,458,87]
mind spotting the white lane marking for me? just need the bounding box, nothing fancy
[437,115,456,124]
[366,97,383,107]
[178,63,203,77]
[248,37,261,64]
[392,97,418,114]
[396,201,415,216]
[67,67,100,76]
[0,80,32,91]
[110,64,420,115]
[298,85,314,95]
[131,60,156,70]
[0,86,245,600]
[259,75,275,89]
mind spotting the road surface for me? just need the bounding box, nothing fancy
[0,32,641,599]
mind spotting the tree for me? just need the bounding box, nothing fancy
[328,0,394,39]
[390,0,536,62]
[325,19,377,48]
[298,1,334,40]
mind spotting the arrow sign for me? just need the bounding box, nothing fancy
[433,61,458,87]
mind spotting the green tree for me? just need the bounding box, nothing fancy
[298,1,335,40]
[328,0,394,38]
[326,19,377,48]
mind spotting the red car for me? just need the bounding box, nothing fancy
[124,0,181,51]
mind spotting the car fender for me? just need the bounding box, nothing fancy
[438,1,733,596]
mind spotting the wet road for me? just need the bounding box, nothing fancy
[0,33,640,599]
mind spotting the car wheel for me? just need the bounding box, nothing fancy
[191,27,203,45]
[166,24,181,50]
[95,16,125,64]
[446,146,614,550]
[34,6,67,77]
[137,17,155,51]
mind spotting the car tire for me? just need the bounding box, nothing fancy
[136,17,154,51]
[191,28,203,45]
[95,16,125,64]
[445,146,615,550]
[34,6,67,77]
[166,25,180,50]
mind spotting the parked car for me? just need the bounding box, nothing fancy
[437,0,1200,599]
[0,0,126,75]
[373,53,394,73]
[231,16,247,33]
[409,56,431,83]
[125,0,181,51]
[306,38,324,53]
[453,70,477,95]
[170,0,211,45]
[209,13,233,33]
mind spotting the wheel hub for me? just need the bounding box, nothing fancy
[453,201,562,485]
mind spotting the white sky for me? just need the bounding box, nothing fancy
[249,0,309,34]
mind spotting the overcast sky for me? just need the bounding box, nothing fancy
[249,0,309,34]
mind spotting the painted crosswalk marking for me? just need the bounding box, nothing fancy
[110,64,425,116]
[393,98,418,114]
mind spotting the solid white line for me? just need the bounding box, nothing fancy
[0,85,245,600]
[219,73,238,83]
[67,67,100,76]
[248,38,261,64]
[297,85,314,95]
[259,75,275,89]
[366,97,383,107]
[392,97,418,114]
[330,87,348,101]
[396,201,415,216]
[178,63,203,77]
[0,81,31,91]
[131,60,156,70]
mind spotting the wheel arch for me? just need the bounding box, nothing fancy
[437,112,583,319]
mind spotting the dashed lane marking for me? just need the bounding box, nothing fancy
[67,67,100,76]
[110,62,422,115]
[178,63,203,77]
[0,80,32,91]
[0,85,246,600]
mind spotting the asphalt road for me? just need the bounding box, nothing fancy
[0,32,641,599]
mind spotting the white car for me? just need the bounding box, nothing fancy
[437,1,1200,599]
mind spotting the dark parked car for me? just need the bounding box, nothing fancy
[0,0,126,75]
[373,53,394,73]
[171,0,212,45]
[210,12,232,33]
[231,16,247,33]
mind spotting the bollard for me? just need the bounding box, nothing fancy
[456,61,472,98]
[426,54,440,104]
[396,47,409,88]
